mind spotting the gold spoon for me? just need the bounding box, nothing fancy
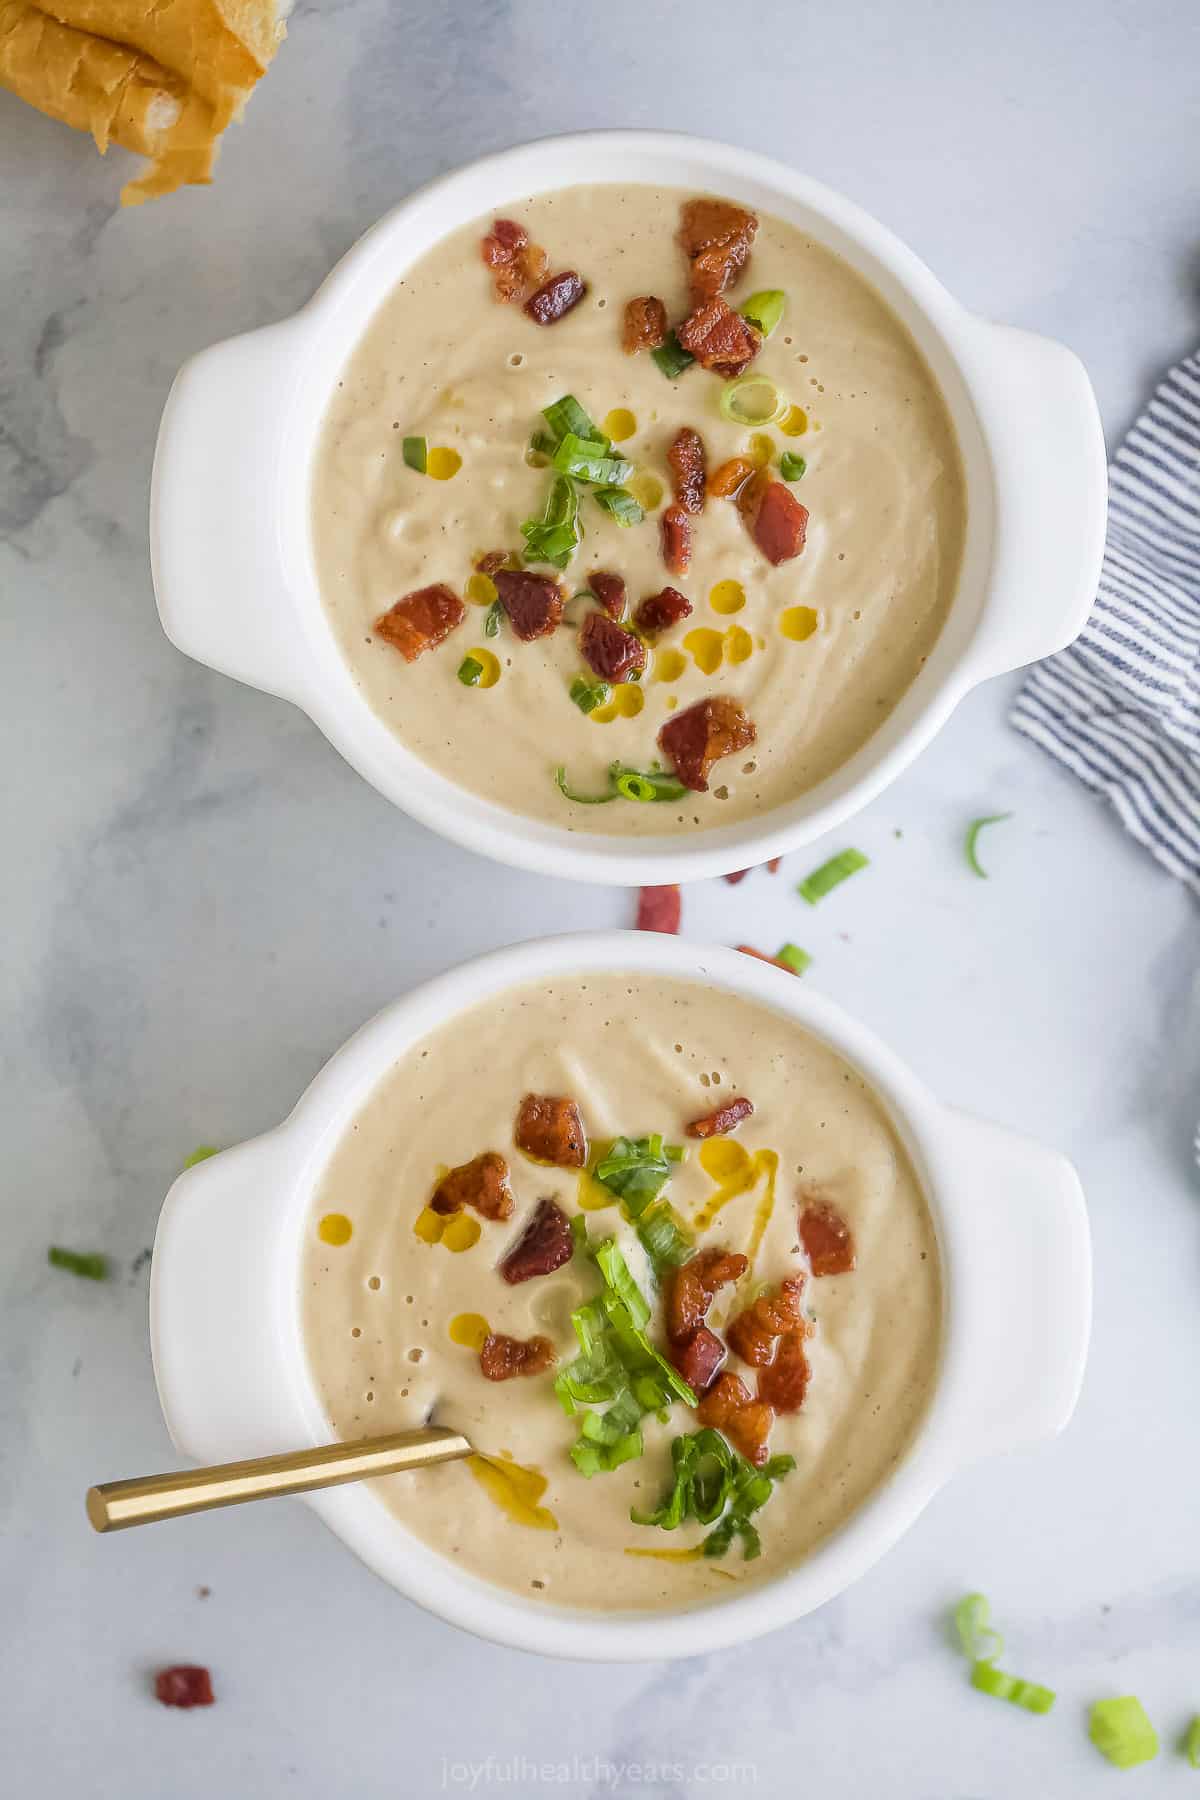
[86,1426,472,1532]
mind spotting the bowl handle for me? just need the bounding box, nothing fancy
[937,1108,1091,1465]
[150,1133,313,1464]
[961,321,1108,681]
[150,321,315,706]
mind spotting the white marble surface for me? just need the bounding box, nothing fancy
[3,1,1199,1793]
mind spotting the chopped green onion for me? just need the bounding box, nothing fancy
[594,1240,651,1328]
[183,1146,219,1169]
[593,486,644,527]
[739,289,786,337]
[594,1136,680,1206]
[774,943,812,976]
[636,1201,694,1275]
[553,433,633,486]
[569,674,611,715]
[457,655,484,687]
[522,473,581,569]
[1183,1716,1200,1768]
[719,373,785,427]
[632,1430,795,1557]
[954,1593,1004,1664]
[543,394,602,447]
[528,429,558,462]
[779,451,807,481]
[484,599,503,638]
[48,1246,109,1280]
[797,848,869,904]
[554,764,619,805]
[650,331,695,380]
[965,812,1012,878]
[614,766,687,802]
[971,1663,1055,1714]
[1089,1697,1158,1766]
[402,435,427,473]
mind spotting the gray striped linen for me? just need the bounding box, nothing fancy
[1012,350,1200,897]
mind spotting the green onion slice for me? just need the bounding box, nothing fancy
[593,486,645,527]
[554,764,619,805]
[636,1201,694,1275]
[971,1663,1056,1715]
[457,655,484,687]
[965,812,1012,878]
[594,1240,651,1328]
[650,331,695,380]
[402,435,427,473]
[797,848,869,904]
[48,1246,109,1280]
[719,373,785,427]
[1089,1698,1159,1767]
[1183,1716,1200,1768]
[954,1592,1003,1664]
[739,289,786,337]
[594,1135,681,1207]
[774,943,812,976]
[183,1146,219,1169]
[569,674,611,715]
[553,433,633,486]
[522,474,581,569]
[613,766,687,803]
[484,600,503,638]
[779,451,807,481]
[543,394,603,447]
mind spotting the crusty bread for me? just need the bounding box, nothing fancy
[0,0,286,203]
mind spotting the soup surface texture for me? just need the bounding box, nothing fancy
[311,184,966,833]
[301,974,941,1610]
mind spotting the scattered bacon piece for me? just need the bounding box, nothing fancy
[660,503,692,576]
[524,270,587,325]
[634,585,692,638]
[155,1666,214,1708]
[678,198,758,303]
[373,584,464,662]
[736,944,803,974]
[726,858,781,886]
[726,1274,806,1367]
[756,1329,810,1414]
[667,427,707,516]
[636,885,681,934]
[479,1331,557,1380]
[499,1197,575,1284]
[623,295,668,353]
[767,857,781,873]
[671,1325,726,1395]
[475,549,511,577]
[686,1097,754,1140]
[589,570,627,620]
[667,1246,749,1344]
[430,1151,514,1221]
[799,1197,856,1276]
[676,296,761,378]
[696,1371,773,1467]
[708,455,756,498]
[738,472,809,565]
[480,218,528,267]
[493,568,564,641]
[514,1095,588,1167]
[725,870,749,886]
[659,696,756,793]
[579,611,646,683]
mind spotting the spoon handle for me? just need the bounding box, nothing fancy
[86,1426,472,1532]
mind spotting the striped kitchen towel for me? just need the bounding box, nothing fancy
[1012,350,1200,896]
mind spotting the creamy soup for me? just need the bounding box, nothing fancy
[311,185,966,834]
[300,975,941,1611]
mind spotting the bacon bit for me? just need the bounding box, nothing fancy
[676,296,761,378]
[799,1197,856,1276]
[659,695,756,793]
[589,570,627,620]
[736,943,802,974]
[479,1331,557,1380]
[636,885,681,934]
[524,270,587,325]
[726,1274,806,1368]
[430,1151,514,1221]
[155,1666,214,1708]
[499,1197,575,1284]
[726,858,781,886]
[481,219,549,304]
[738,471,809,565]
[623,295,668,353]
[696,1371,773,1467]
[667,1246,749,1344]
[660,502,692,576]
[373,584,464,662]
[493,568,564,641]
[708,455,756,499]
[686,1097,754,1140]
[579,611,646,683]
[767,857,781,873]
[670,1324,726,1395]
[756,1328,810,1414]
[514,1095,588,1168]
[667,427,707,516]
[480,218,528,267]
[678,198,758,303]
[475,549,512,577]
[634,585,692,638]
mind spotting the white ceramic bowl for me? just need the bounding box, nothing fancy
[151,932,1091,1661]
[150,131,1107,887]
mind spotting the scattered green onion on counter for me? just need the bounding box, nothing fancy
[719,373,785,427]
[965,812,1012,878]
[651,331,695,380]
[971,1664,1056,1715]
[954,1592,1004,1664]
[457,655,484,687]
[48,1246,109,1281]
[779,451,807,481]
[739,289,786,337]
[774,943,812,976]
[1184,1716,1200,1768]
[569,675,612,715]
[183,1146,219,1169]
[797,848,869,904]
[1089,1698,1159,1767]
[402,435,427,474]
